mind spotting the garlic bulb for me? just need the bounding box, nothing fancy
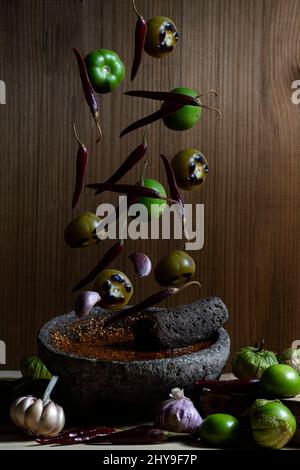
[155,388,202,433]
[10,376,65,436]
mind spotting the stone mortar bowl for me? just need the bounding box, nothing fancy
[38,308,230,419]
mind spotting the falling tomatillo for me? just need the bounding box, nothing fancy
[154,250,196,287]
[94,269,133,310]
[163,87,201,131]
[137,178,167,220]
[163,87,220,131]
[172,149,208,190]
[144,16,179,58]
[64,212,103,248]
[84,49,125,94]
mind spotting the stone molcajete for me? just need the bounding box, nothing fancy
[38,297,230,417]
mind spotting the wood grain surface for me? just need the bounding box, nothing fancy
[1,0,300,368]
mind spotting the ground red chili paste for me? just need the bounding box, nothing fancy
[51,314,212,361]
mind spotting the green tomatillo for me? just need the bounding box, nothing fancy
[137,178,167,220]
[144,16,179,59]
[196,414,240,447]
[154,250,196,287]
[64,212,103,248]
[20,356,52,381]
[163,87,221,131]
[232,339,278,379]
[250,399,296,449]
[278,346,300,374]
[163,88,201,131]
[260,364,300,398]
[84,49,125,94]
[94,269,133,310]
[172,149,208,190]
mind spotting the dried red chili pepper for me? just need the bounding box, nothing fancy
[104,281,201,327]
[71,122,88,209]
[86,182,171,201]
[125,90,201,106]
[72,48,102,142]
[95,126,149,195]
[131,0,147,81]
[160,153,188,240]
[120,102,183,138]
[194,378,260,395]
[160,154,184,210]
[89,425,182,445]
[72,240,124,292]
[36,426,115,446]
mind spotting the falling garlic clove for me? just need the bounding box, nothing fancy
[128,252,152,278]
[74,291,101,318]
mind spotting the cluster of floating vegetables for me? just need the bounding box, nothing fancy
[66,0,221,325]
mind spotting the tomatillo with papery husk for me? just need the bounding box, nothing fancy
[232,339,278,379]
[172,149,208,190]
[250,399,296,449]
[20,356,52,380]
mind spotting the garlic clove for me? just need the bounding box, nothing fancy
[74,291,101,318]
[10,396,36,430]
[38,401,61,436]
[24,398,44,435]
[128,252,152,278]
[48,405,65,435]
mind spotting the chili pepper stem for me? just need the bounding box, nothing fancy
[94,113,102,142]
[183,225,191,243]
[143,124,150,146]
[139,160,148,185]
[199,103,222,118]
[173,280,202,295]
[42,375,59,405]
[257,338,265,351]
[197,89,218,99]
[72,121,85,147]
[132,0,142,18]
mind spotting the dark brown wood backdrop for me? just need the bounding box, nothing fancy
[1,0,300,369]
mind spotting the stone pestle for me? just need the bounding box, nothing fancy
[133,297,228,351]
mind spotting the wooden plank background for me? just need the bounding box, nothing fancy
[1,0,300,369]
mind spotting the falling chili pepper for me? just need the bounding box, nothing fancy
[160,153,188,240]
[71,122,88,209]
[131,0,147,81]
[95,126,149,195]
[86,182,172,202]
[125,90,201,106]
[72,240,124,292]
[120,102,183,138]
[36,426,115,446]
[90,425,184,445]
[160,154,184,210]
[72,48,102,142]
[104,281,201,327]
